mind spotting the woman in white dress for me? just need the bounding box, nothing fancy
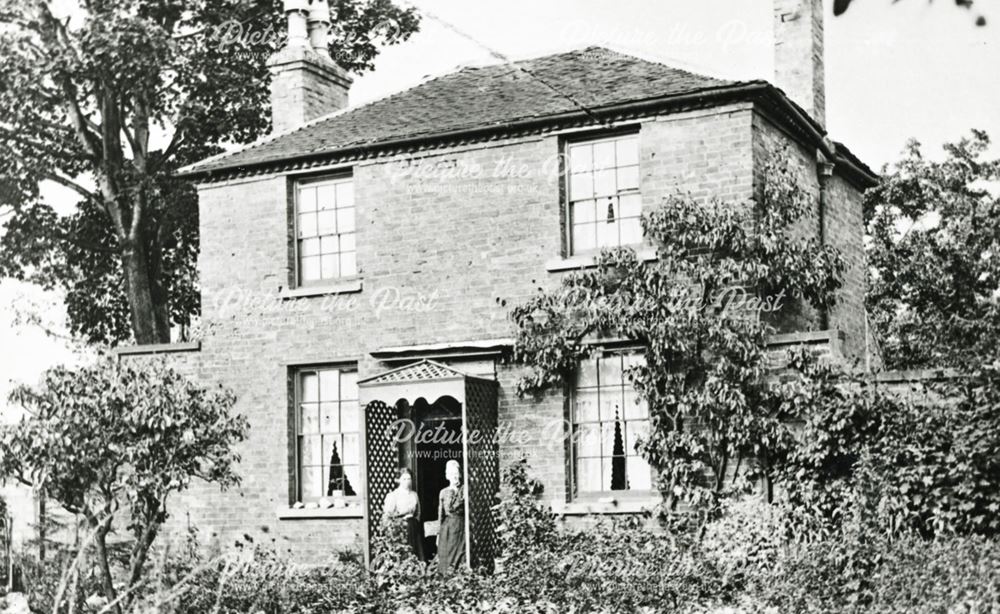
[381,467,425,560]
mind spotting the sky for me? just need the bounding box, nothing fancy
[1,0,998,406]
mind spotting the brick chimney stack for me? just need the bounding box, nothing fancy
[773,0,826,127]
[267,0,352,134]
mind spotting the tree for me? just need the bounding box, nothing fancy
[0,356,249,614]
[865,130,1000,370]
[508,151,844,508]
[0,0,419,345]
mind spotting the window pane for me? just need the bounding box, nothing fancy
[300,403,319,433]
[616,137,639,166]
[617,165,639,192]
[339,401,359,432]
[594,141,616,169]
[575,423,601,457]
[627,456,652,491]
[320,402,339,433]
[320,235,339,255]
[577,458,602,493]
[625,391,648,420]
[320,255,338,279]
[323,434,344,465]
[342,433,360,464]
[570,173,593,199]
[298,187,317,212]
[300,256,321,282]
[317,185,336,210]
[337,208,355,233]
[569,143,592,173]
[340,233,356,252]
[300,434,322,465]
[619,194,642,218]
[572,199,596,224]
[300,238,321,257]
[573,389,600,423]
[593,169,616,197]
[319,369,340,401]
[626,420,648,455]
[299,466,321,501]
[317,210,336,235]
[599,355,624,386]
[600,395,624,423]
[343,465,361,496]
[596,219,619,247]
[340,252,357,276]
[301,373,319,402]
[298,213,317,238]
[335,181,354,208]
[575,358,599,388]
[340,372,358,400]
[620,218,643,246]
[602,456,618,491]
[572,224,596,253]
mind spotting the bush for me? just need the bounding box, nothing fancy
[778,368,1000,538]
[742,527,1000,613]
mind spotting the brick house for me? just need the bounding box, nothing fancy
[138,0,878,565]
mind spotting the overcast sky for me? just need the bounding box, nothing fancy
[1,0,998,406]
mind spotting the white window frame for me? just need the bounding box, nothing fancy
[564,132,642,256]
[568,349,653,501]
[293,174,357,287]
[293,365,361,504]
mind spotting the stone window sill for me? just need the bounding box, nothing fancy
[545,246,658,272]
[275,505,364,520]
[279,278,363,299]
[552,497,661,516]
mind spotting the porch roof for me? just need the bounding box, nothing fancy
[358,358,490,387]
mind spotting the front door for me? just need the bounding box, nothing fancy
[411,396,463,560]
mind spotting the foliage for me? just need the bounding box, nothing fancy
[10,461,1000,613]
[776,363,1000,538]
[866,130,1000,369]
[508,151,844,508]
[0,0,420,344]
[834,0,987,26]
[0,356,248,614]
[741,526,1000,614]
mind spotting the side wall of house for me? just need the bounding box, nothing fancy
[751,110,868,364]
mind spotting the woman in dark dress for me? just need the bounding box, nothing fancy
[381,467,425,560]
[437,460,465,574]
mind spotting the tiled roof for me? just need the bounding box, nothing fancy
[181,46,738,177]
[358,359,472,385]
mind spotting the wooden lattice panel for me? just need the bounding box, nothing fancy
[464,377,500,570]
[364,399,398,561]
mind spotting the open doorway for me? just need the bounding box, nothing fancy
[410,396,463,561]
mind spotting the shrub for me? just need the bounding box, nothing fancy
[742,528,1000,613]
[778,367,1000,538]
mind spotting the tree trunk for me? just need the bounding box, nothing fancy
[121,236,170,345]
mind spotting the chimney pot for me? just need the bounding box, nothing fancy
[308,0,332,57]
[283,0,310,47]
[268,0,351,133]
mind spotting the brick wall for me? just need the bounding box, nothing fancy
[136,101,868,561]
[751,111,868,363]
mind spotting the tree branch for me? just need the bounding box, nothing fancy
[42,171,98,200]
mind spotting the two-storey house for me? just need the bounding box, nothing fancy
[144,0,877,565]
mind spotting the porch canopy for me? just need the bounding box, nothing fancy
[358,359,499,569]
